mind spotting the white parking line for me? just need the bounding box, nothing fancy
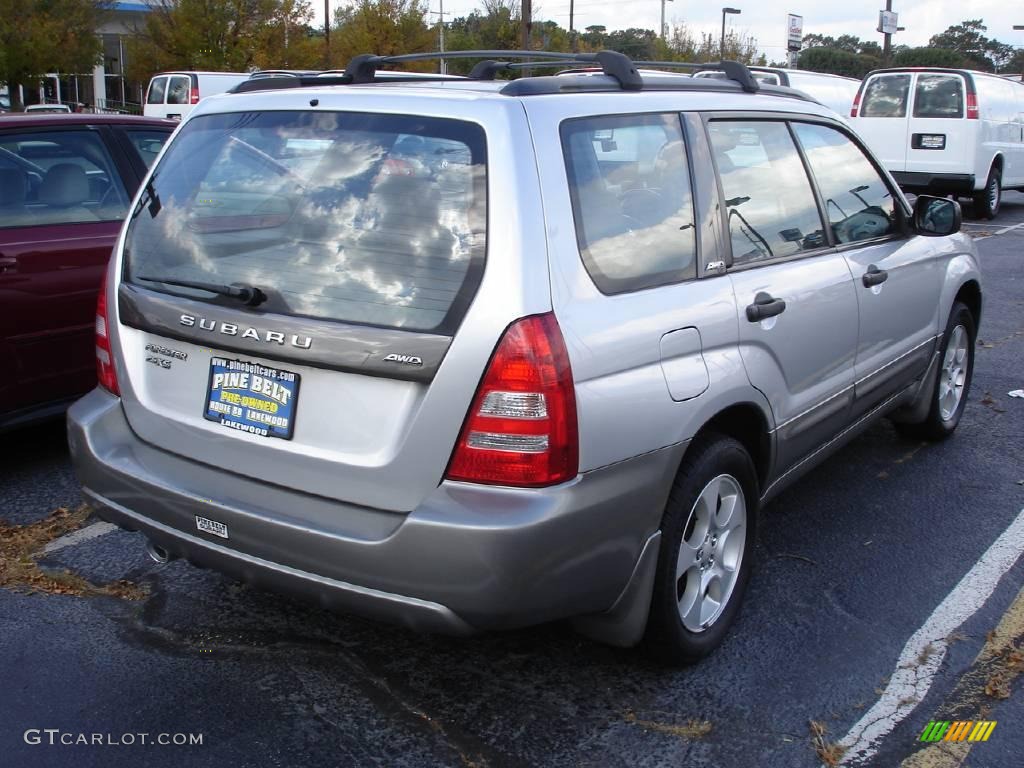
[971,221,1024,240]
[836,507,1024,765]
[43,521,118,554]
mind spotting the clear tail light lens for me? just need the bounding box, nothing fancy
[95,265,119,395]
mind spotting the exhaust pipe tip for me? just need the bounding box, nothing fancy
[145,540,173,564]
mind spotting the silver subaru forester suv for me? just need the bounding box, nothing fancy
[69,51,981,662]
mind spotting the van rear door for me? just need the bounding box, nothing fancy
[905,72,971,178]
[854,72,914,173]
[143,76,168,119]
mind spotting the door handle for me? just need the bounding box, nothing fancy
[0,256,17,274]
[745,292,787,322]
[862,265,889,287]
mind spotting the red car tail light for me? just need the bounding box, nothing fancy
[966,92,979,119]
[95,266,120,395]
[446,313,578,487]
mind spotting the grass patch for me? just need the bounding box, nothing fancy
[624,711,713,740]
[0,505,146,599]
[809,720,846,767]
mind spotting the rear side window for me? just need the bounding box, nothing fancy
[707,121,826,265]
[561,113,697,294]
[167,76,191,105]
[913,74,964,118]
[0,130,129,228]
[861,74,911,118]
[124,129,171,168]
[146,77,167,105]
[124,111,486,333]
[792,123,900,244]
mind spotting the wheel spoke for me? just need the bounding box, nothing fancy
[716,491,739,529]
[698,476,721,518]
[677,567,703,626]
[676,538,701,580]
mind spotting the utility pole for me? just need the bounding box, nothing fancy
[570,0,576,52]
[882,0,892,63]
[661,0,674,40]
[521,0,532,50]
[439,0,446,74]
[324,0,331,68]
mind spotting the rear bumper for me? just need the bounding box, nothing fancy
[68,389,684,639]
[891,171,976,194]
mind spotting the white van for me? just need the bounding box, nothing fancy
[694,67,860,119]
[851,67,1024,218]
[143,72,249,121]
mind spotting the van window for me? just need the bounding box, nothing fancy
[561,113,697,294]
[123,111,487,334]
[861,74,911,118]
[793,123,900,244]
[167,76,191,105]
[913,74,964,118]
[708,121,826,265]
[146,77,167,105]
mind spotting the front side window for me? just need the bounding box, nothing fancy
[913,74,965,118]
[146,77,167,105]
[0,130,129,228]
[124,129,171,168]
[793,123,900,244]
[860,74,911,118]
[124,111,487,333]
[707,121,826,266]
[167,76,191,106]
[561,113,697,294]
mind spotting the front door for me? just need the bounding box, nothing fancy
[707,119,860,474]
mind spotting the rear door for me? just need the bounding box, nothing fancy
[143,76,168,119]
[163,75,192,121]
[707,118,860,474]
[855,73,914,173]
[113,106,513,512]
[905,72,971,179]
[0,125,134,418]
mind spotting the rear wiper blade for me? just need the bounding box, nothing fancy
[137,276,266,306]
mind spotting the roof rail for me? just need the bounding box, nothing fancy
[228,50,764,98]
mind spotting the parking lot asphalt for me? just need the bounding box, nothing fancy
[2,196,1023,768]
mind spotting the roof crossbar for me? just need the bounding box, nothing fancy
[633,60,760,92]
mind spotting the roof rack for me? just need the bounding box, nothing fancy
[228,50,774,99]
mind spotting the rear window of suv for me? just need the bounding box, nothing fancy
[123,111,487,333]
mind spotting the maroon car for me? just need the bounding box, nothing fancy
[0,114,175,430]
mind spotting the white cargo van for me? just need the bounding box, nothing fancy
[143,72,249,121]
[851,67,1024,218]
[694,67,860,119]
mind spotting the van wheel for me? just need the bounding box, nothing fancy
[643,434,757,665]
[895,302,975,441]
[972,165,1001,219]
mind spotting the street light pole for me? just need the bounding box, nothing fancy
[324,0,331,67]
[660,0,674,40]
[721,8,741,60]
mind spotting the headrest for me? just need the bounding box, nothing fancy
[40,163,89,207]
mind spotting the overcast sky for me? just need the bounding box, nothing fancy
[314,1,1024,58]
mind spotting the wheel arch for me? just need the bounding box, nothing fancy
[954,279,982,327]
[691,402,773,495]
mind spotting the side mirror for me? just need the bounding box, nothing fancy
[913,195,962,237]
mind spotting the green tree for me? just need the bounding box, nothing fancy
[0,0,109,109]
[331,0,434,69]
[928,19,1013,72]
[126,0,319,83]
[798,47,881,78]
[892,47,969,69]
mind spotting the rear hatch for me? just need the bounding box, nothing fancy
[114,108,490,511]
[854,72,914,171]
[903,72,972,176]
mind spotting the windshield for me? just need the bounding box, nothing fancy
[123,111,487,333]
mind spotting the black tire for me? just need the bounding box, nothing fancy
[894,302,976,441]
[642,433,758,665]
[972,165,1001,220]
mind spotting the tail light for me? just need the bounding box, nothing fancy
[966,92,979,119]
[190,86,200,104]
[850,89,862,118]
[446,313,578,487]
[95,266,120,395]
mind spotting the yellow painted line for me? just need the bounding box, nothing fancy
[899,585,1024,768]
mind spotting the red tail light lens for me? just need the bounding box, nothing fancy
[95,266,120,395]
[850,90,862,118]
[966,92,979,119]
[446,313,578,487]
[190,87,200,104]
